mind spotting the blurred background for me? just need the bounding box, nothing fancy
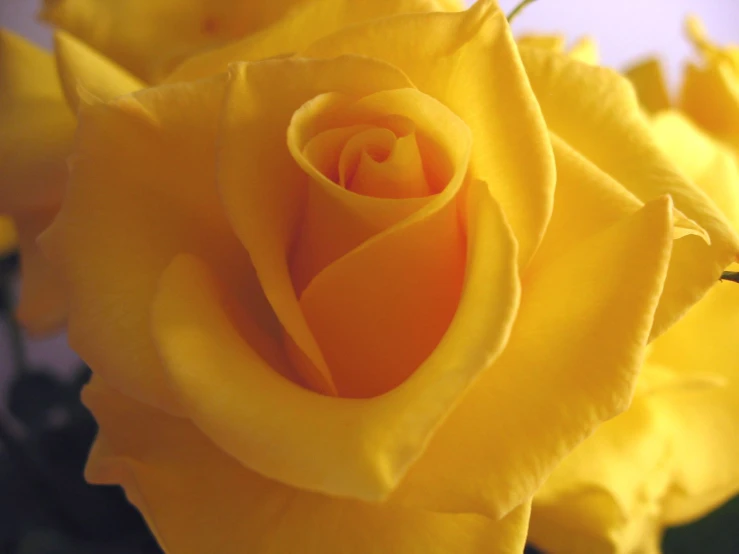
[0,0,738,553]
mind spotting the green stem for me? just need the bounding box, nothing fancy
[507,0,539,22]
[721,271,739,284]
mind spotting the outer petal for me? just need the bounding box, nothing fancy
[0,29,74,211]
[528,358,738,554]
[302,0,556,266]
[40,74,252,415]
[520,45,739,337]
[165,0,465,83]
[528,375,675,554]
[389,197,675,519]
[651,111,739,232]
[624,58,671,114]
[151,178,519,502]
[82,377,531,554]
[680,62,739,147]
[528,134,643,272]
[40,0,312,82]
[679,17,739,146]
[647,277,739,524]
[14,207,68,335]
[54,31,145,111]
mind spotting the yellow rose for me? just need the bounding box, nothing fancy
[528,27,739,554]
[627,16,739,155]
[40,2,739,553]
[0,0,461,333]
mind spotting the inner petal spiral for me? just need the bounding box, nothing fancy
[285,88,473,398]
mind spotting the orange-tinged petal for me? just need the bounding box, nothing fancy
[303,0,556,267]
[0,29,74,212]
[652,111,739,232]
[390,197,674,519]
[298,196,463,398]
[54,31,145,112]
[624,58,671,113]
[219,58,417,396]
[520,45,739,337]
[0,216,17,256]
[40,74,251,415]
[13,207,67,335]
[291,87,471,397]
[287,87,470,294]
[165,0,465,83]
[83,376,531,554]
[151,178,519,503]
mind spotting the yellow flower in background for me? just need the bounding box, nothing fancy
[627,16,739,154]
[39,1,739,552]
[0,0,463,333]
[0,30,73,334]
[517,33,599,65]
[528,28,739,554]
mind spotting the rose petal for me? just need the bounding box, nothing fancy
[54,31,145,111]
[303,0,556,266]
[151,177,519,502]
[40,0,319,82]
[82,376,531,554]
[390,197,674,519]
[40,74,251,415]
[0,30,74,212]
[624,58,671,113]
[652,111,739,232]
[165,0,464,83]
[287,88,470,296]
[219,57,419,395]
[297,180,465,398]
[519,45,739,337]
[648,275,739,524]
[679,17,739,145]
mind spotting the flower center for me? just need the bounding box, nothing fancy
[302,114,437,200]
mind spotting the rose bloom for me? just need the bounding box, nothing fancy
[0,0,456,333]
[41,2,739,553]
[528,24,739,554]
